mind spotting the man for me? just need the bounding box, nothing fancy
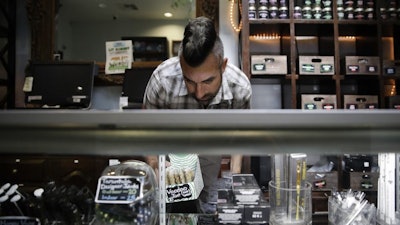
[143,16,252,213]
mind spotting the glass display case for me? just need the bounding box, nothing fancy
[0,109,399,225]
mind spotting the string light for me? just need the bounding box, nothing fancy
[250,33,281,40]
[230,0,242,32]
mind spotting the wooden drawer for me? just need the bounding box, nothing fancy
[349,172,379,191]
[307,171,338,191]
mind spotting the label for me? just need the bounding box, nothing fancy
[23,77,33,92]
[95,176,141,204]
[0,217,40,225]
[166,183,193,201]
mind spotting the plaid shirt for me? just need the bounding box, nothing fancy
[143,57,252,109]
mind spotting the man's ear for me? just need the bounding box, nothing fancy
[221,58,228,73]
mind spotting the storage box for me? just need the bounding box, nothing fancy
[243,200,270,224]
[301,94,336,110]
[165,155,204,203]
[218,189,244,224]
[349,172,379,191]
[306,171,338,191]
[345,56,380,75]
[383,60,400,76]
[343,95,379,109]
[299,56,335,75]
[251,55,288,75]
[232,174,261,205]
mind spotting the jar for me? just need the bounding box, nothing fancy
[313,6,322,19]
[258,6,269,19]
[268,0,278,7]
[345,7,354,19]
[380,8,387,20]
[249,4,257,19]
[303,6,313,19]
[294,6,303,19]
[365,7,374,20]
[322,0,332,7]
[279,6,288,19]
[356,0,364,8]
[337,6,345,19]
[345,0,354,7]
[388,7,397,19]
[279,0,288,7]
[322,7,332,19]
[354,7,364,19]
[268,6,278,18]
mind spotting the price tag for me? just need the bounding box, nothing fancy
[95,176,142,204]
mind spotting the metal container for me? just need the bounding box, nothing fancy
[343,95,379,109]
[301,94,337,110]
[299,56,335,75]
[345,56,380,75]
[251,55,288,75]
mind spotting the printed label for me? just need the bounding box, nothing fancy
[95,176,141,204]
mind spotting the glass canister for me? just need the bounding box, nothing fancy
[94,160,158,225]
[269,181,312,225]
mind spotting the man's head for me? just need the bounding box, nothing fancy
[179,17,228,106]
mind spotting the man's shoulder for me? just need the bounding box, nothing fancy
[224,63,251,86]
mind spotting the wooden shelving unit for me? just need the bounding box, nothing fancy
[240,0,400,109]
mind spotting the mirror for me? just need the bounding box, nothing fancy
[55,0,196,62]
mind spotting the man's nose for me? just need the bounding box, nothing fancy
[195,83,205,99]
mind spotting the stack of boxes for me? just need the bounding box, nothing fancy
[217,174,270,224]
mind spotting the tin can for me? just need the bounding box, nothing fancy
[294,6,303,19]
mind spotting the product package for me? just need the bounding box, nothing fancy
[165,154,204,203]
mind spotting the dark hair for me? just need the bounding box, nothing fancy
[180,17,223,67]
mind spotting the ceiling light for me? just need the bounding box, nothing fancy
[98,3,107,8]
[164,12,173,18]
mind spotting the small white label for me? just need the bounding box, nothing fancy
[23,77,33,92]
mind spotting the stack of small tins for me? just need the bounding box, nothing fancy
[380,0,400,20]
[338,0,375,20]
[294,0,333,20]
[248,0,289,19]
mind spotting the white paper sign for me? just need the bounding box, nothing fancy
[105,40,133,74]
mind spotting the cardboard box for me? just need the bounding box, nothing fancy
[218,189,244,224]
[251,55,288,75]
[343,95,378,109]
[299,56,335,75]
[232,174,261,205]
[306,171,338,191]
[301,94,336,110]
[243,201,270,224]
[165,156,204,203]
[345,56,380,75]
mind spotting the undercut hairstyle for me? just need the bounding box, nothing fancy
[180,17,224,67]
